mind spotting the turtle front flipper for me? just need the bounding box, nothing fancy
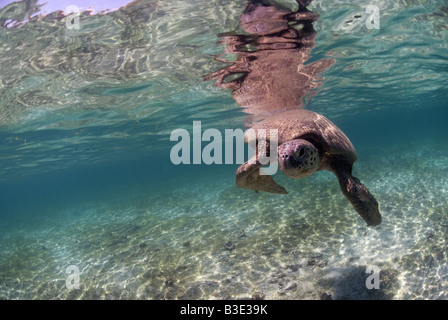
[236,156,288,194]
[334,167,382,226]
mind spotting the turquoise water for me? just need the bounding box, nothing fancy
[0,0,447,300]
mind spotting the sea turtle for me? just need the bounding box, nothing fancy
[236,109,381,226]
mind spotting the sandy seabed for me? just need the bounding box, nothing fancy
[1,139,447,300]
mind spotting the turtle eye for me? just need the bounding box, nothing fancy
[294,147,305,159]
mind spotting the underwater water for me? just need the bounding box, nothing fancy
[0,0,447,300]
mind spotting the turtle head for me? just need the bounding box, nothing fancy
[278,139,319,178]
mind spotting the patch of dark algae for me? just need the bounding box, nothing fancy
[225,241,235,251]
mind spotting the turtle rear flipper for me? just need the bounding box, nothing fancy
[236,157,288,194]
[334,167,381,226]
